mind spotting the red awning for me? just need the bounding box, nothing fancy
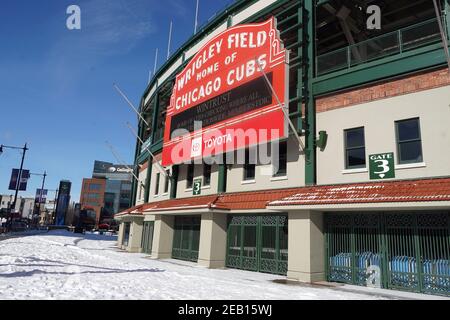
[267,177,450,207]
[114,204,144,218]
[115,177,450,217]
[142,195,223,212]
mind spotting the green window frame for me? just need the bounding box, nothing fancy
[395,118,423,164]
[203,164,211,186]
[344,127,366,169]
[186,164,194,189]
[273,141,288,177]
[243,148,256,181]
[163,170,170,194]
[154,172,160,195]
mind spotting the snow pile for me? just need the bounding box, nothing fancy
[0,230,394,300]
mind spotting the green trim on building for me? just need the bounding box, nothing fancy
[313,44,448,96]
[217,157,227,194]
[131,102,144,207]
[170,165,179,199]
[144,92,160,203]
[304,1,316,185]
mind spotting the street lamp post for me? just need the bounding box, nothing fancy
[51,188,59,225]
[30,171,47,228]
[0,143,29,230]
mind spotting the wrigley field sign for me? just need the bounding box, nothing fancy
[162,18,289,166]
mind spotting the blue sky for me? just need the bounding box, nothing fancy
[0,0,234,202]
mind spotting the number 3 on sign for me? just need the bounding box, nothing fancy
[193,179,202,195]
[369,152,395,180]
[374,159,390,175]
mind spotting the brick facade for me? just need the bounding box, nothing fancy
[316,67,450,113]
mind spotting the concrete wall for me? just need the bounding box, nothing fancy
[227,136,305,193]
[176,164,219,199]
[317,85,450,185]
[149,161,171,202]
[151,215,174,259]
[170,135,305,198]
[198,212,228,268]
[117,222,124,247]
[287,211,325,283]
[127,220,143,253]
[136,167,147,205]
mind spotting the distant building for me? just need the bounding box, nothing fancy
[80,161,132,226]
[64,202,80,226]
[0,194,34,220]
[55,180,72,226]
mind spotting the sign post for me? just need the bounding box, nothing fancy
[193,179,202,196]
[369,152,395,180]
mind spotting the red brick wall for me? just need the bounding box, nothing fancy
[139,161,148,172]
[316,68,450,113]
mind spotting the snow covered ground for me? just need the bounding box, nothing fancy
[0,230,445,300]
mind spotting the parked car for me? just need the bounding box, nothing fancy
[74,226,85,234]
[98,223,109,230]
[11,221,28,232]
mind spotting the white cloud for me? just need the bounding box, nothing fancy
[44,0,157,98]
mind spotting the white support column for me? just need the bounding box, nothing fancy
[117,222,124,248]
[198,212,228,268]
[127,219,144,253]
[287,210,325,283]
[151,215,174,259]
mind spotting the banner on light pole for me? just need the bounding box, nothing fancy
[8,169,30,191]
[35,189,48,204]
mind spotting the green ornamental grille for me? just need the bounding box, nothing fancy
[326,212,450,297]
[226,215,288,275]
[141,221,154,254]
[172,216,201,262]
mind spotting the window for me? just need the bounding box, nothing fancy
[344,127,366,169]
[203,164,211,186]
[89,184,101,191]
[87,193,99,199]
[243,148,256,181]
[163,170,170,194]
[121,182,132,191]
[186,164,194,189]
[273,141,287,177]
[139,183,143,200]
[154,173,160,195]
[396,118,423,164]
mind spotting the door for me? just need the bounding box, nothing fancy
[141,221,154,254]
[172,216,201,262]
[226,215,288,275]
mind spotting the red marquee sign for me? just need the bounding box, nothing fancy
[162,17,289,166]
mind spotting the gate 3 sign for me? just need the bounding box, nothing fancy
[162,18,289,166]
[369,153,395,180]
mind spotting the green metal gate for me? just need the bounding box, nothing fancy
[325,212,450,297]
[172,216,200,262]
[141,221,154,254]
[226,215,288,275]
